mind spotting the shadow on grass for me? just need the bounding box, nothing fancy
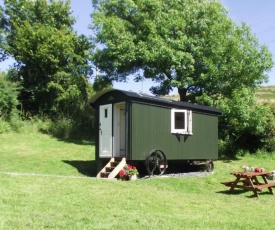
[216,190,272,198]
[57,138,95,146]
[218,155,242,163]
[63,160,97,177]
[217,190,248,196]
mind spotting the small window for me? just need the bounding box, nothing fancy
[104,108,108,118]
[171,109,192,135]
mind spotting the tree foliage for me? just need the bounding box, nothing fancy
[91,0,273,101]
[0,71,19,119]
[0,0,92,117]
[91,0,275,153]
[216,87,275,153]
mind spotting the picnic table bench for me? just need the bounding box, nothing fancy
[221,171,275,197]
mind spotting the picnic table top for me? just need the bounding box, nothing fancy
[231,171,271,177]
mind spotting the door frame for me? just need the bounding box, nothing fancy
[98,102,127,158]
[113,102,126,157]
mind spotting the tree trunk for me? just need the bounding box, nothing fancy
[178,88,188,102]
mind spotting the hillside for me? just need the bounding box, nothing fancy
[165,86,275,103]
[256,85,275,103]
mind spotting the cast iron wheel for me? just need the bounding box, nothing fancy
[205,161,214,172]
[146,149,167,176]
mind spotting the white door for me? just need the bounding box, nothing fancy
[99,104,113,158]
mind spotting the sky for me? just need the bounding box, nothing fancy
[1,0,275,95]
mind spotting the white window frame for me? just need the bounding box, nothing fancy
[171,109,193,135]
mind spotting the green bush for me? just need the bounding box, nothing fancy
[0,115,37,134]
[0,119,11,133]
[0,72,20,119]
[217,87,275,155]
[37,103,95,140]
[261,103,275,152]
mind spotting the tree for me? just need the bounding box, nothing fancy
[0,0,92,117]
[91,0,275,153]
[91,0,273,102]
[0,71,19,119]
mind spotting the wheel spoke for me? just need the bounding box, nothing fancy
[146,150,167,176]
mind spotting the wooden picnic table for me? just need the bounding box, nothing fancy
[221,171,275,197]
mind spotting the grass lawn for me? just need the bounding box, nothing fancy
[1,131,275,229]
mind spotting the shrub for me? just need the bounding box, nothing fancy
[38,103,95,140]
[0,118,11,133]
[261,103,275,152]
[0,72,20,119]
[216,87,275,155]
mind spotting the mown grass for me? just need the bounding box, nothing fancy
[1,131,275,229]
[0,132,96,176]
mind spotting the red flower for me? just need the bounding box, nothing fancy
[119,170,125,176]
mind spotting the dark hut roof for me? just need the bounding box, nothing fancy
[90,89,222,116]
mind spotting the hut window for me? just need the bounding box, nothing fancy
[171,109,192,135]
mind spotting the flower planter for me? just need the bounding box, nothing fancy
[119,164,139,181]
[130,174,137,181]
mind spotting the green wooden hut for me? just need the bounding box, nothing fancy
[90,89,222,178]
